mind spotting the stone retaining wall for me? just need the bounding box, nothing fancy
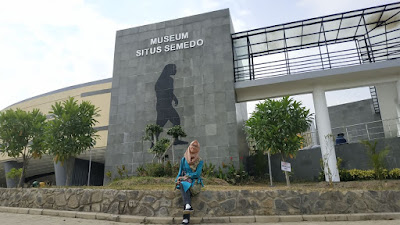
[1,188,400,217]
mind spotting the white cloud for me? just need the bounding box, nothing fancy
[182,8,197,17]
[1,0,393,112]
[0,0,127,110]
[296,0,399,17]
[231,18,247,32]
[180,0,249,32]
[201,0,221,10]
[238,9,250,16]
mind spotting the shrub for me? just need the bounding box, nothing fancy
[135,162,179,177]
[172,162,180,176]
[116,165,129,179]
[389,168,400,179]
[320,168,400,181]
[339,168,352,181]
[380,169,389,179]
[318,156,396,182]
[361,140,390,180]
[105,171,112,179]
[164,161,173,176]
[218,158,249,185]
[136,165,147,177]
[134,160,250,185]
[202,162,216,178]
[216,166,226,180]
[318,171,325,182]
[145,163,166,177]
[6,168,22,179]
[164,161,180,177]
[348,169,375,180]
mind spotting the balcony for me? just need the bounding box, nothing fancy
[232,2,400,82]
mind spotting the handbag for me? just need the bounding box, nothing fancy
[189,180,201,196]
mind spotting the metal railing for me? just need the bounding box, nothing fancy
[234,36,400,82]
[232,2,400,82]
[301,117,400,148]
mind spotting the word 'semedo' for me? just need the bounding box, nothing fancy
[136,32,204,57]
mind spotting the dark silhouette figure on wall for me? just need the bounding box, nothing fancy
[155,64,187,145]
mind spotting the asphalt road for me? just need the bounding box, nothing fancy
[0,212,398,225]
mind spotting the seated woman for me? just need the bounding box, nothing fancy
[335,133,347,145]
[175,140,204,225]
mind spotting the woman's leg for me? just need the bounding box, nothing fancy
[180,187,191,205]
[180,188,191,223]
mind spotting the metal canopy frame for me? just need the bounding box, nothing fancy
[232,2,400,82]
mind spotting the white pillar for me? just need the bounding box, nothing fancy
[313,86,340,182]
[396,80,400,136]
[310,120,318,146]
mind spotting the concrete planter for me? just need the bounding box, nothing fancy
[54,157,75,186]
[3,161,22,188]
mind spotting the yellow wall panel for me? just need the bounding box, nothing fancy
[0,80,112,162]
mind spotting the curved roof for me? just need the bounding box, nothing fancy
[4,78,112,110]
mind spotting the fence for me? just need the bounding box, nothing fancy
[301,117,400,148]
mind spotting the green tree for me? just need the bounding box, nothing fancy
[152,138,171,163]
[0,108,47,187]
[245,96,312,186]
[45,97,99,185]
[143,124,164,163]
[143,124,186,164]
[144,124,163,147]
[361,140,390,180]
[167,125,187,164]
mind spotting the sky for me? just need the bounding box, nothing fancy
[0,0,398,114]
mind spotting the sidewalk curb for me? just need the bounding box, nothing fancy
[0,206,400,223]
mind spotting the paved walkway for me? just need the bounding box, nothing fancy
[0,212,400,225]
[1,206,400,225]
[0,212,120,224]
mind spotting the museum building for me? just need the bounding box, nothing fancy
[1,2,399,186]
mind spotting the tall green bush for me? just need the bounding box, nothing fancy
[45,97,99,185]
[143,124,186,164]
[361,140,390,180]
[0,108,47,187]
[245,96,312,186]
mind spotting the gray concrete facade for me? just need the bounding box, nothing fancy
[105,9,247,179]
[328,99,384,142]
[251,137,400,182]
[329,99,381,129]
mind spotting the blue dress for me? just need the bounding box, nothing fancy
[175,157,204,192]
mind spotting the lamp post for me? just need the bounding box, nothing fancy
[87,148,92,186]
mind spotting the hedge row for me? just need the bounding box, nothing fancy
[319,168,400,181]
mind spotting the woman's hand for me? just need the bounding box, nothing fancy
[176,176,183,184]
[176,176,188,184]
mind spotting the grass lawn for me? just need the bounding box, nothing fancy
[102,176,400,191]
